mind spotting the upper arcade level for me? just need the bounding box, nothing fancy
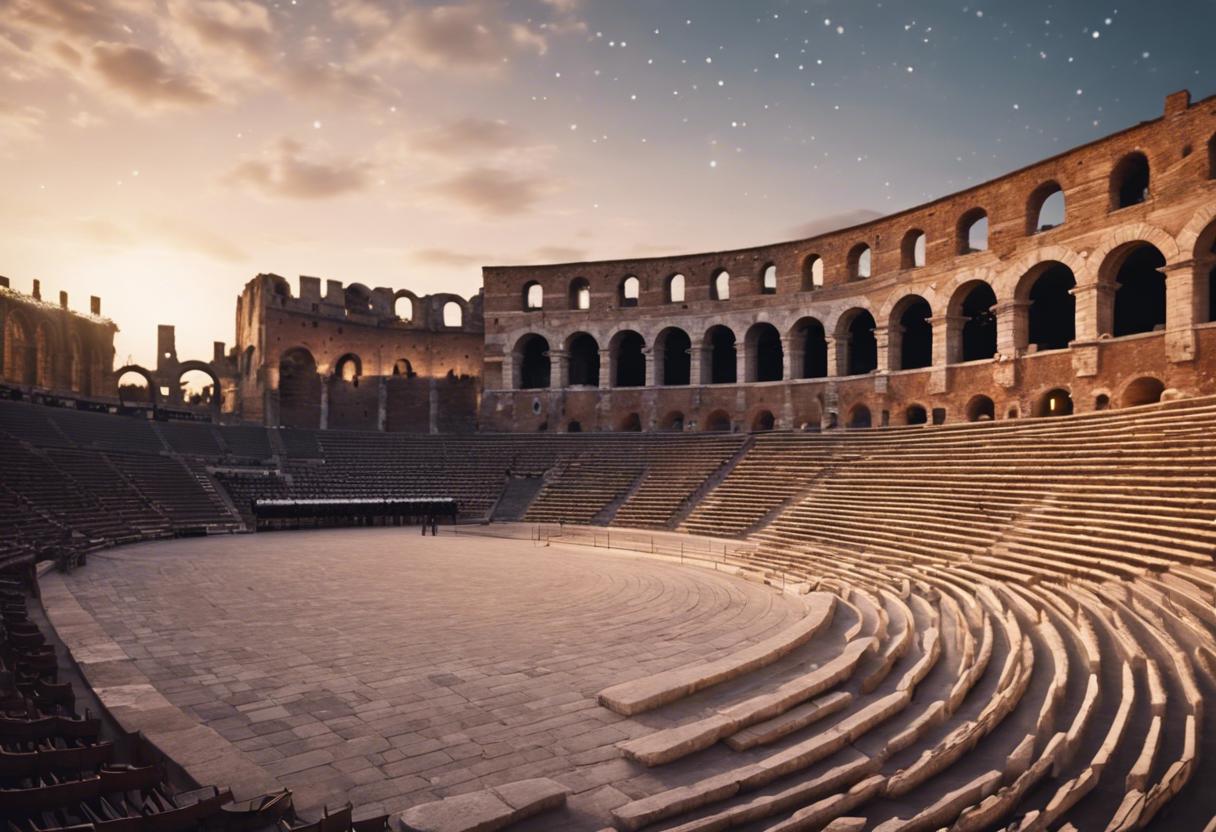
[481,90,1216,392]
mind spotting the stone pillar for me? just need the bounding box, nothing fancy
[1162,259,1198,363]
[927,315,960,394]
[689,345,702,386]
[377,377,387,432]
[826,336,841,377]
[875,328,893,374]
[993,300,1031,358]
[1071,282,1115,341]
[642,346,656,387]
[597,349,612,389]
[735,341,747,384]
[318,381,328,430]
[784,335,802,380]
[548,349,569,388]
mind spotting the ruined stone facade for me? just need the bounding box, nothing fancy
[234,273,483,431]
[0,277,115,399]
[480,91,1216,432]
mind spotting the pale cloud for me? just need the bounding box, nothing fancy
[90,42,216,108]
[787,209,885,240]
[425,166,559,216]
[0,100,45,151]
[73,214,250,262]
[409,118,528,158]
[413,247,493,268]
[531,245,586,263]
[225,138,374,200]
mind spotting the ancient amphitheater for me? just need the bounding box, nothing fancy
[1,91,1216,832]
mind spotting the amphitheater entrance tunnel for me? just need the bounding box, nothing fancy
[1036,388,1074,417]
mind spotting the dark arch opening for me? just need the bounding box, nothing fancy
[1122,376,1165,407]
[613,331,645,387]
[704,409,732,432]
[795,318,827,379]
[517,335,551,389]
[966,395,995,422]
[344,284,371,313]
[566,420,581,433]
[958,283,997,361]
[566,333,600,387]
[278,348,320,429]
[842,311,877,375]
[905,404,928,425]
[705,326,737,384]
[1208,265,1216,324]
[1111,244,1166,337]
[1026,264,1076,350]
[752,410,775,431]
[1209,133,1216,179]
[657,328,691,386]
[896,297,932,370]
[847,404,872,429]
[747,323,783,382]
[660,411,685,431]
[1036,388,1074,417]
[392,358,415,377]
[1111,152,1150,209]
[569,278,591,310]
[618,412,642,432]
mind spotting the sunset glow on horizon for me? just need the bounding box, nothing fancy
[1,0,1212,367]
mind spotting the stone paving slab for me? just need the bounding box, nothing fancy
[49,528,802,827]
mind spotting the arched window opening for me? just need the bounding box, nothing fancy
[793,318,828,379]
[566,420,582,433]
[516,335,551,389]
[656,327,691,386]
[618,412,642,432]
[958,209,988,253]
[1208,133,1216,179]
[1026,264,1076,351]
[847,404,872,429]
[956,282,997,361]
[1208,265,1216,324]
[901,230,926,269]
[704,326,737,384]
[1110,244,1166,337]
[179,369,217,407]
[1111,152,1150,209]
[619,275,640,308]
[965,395,995,422]
[752,410,775,431]
[3,316,33,385]
[117,369,152,405]
[344,284,372,314]
[1028,183,1066,234]
[667,273,686,303]
[841,310,877,375]
[278,348,320,429]
[394,295,413,321]
[334,354,362,384]
[848,244,872,280]
[661,411,685,432]
[704,409,732,432]
[712,270,730,300]
[523,281,543,311]
[761,264,778,294]
[1122,377,1165,407]
[33,324,49,387]
[392,359,415,378]
[905,404,928,425]
[1036,388,1074,417]
[802,255,824,290]
[895,297,932,370]
[442,301,463,327]
[746,323,784,382]
[566,333,600,387]
[612,331,645,387]
[569,278,591,310]
[1094,393,1111,411]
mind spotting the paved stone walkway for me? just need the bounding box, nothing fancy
[58,528,802,825]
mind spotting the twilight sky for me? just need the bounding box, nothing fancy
[1,0,1213,368]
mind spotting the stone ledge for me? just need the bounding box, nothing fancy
[396,778,568,832]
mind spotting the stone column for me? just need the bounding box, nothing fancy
[377,377,387,432]
[689,344,702,386]
[993,300,1031,357]
[784,335,802,380]
[875,327,894,374]
[598,349,613,389]
[1162,259,1198,363]
[1071,283,1115,342]
[318,380,328,430]
[927,315,962,395]
[547,349,569,388]
[826,336,841,377]
[735,341,747,384]
[642,346,656,387]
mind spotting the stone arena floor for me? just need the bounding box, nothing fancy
[46,528,804,826]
